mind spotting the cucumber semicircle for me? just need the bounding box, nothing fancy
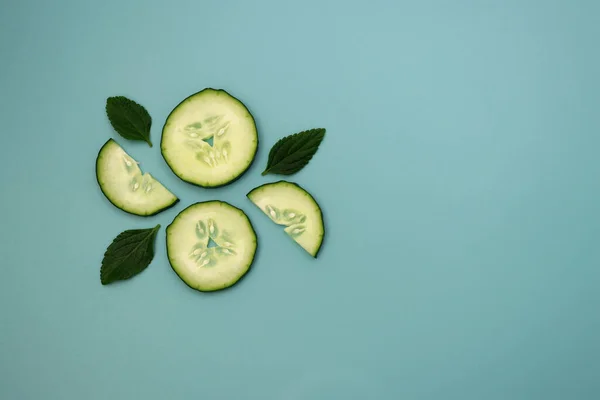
[166,200,258,292]
[247,180,325,258]
[160,88,259,188]
[95,139,179,216]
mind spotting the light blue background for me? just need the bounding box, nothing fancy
[1,0,599,399]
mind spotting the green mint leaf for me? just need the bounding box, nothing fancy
[105,96,153,147]
[262,128,326,176]
[100,224,160,285]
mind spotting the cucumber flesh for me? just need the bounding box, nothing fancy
[161,88,258,188]
[96,139,178,216]
[247,181,324,257]
[166,201,257,292]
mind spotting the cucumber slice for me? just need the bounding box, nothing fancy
[161,88,258,188]
[247,181,324,257]
[96,139,178,216]
[166,201,257,292]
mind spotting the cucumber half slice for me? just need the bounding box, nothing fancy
[161,88,258,188]
[247,181,324,257]
[95,139,178,216]
[166,201,257,292]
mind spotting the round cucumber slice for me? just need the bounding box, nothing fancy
[95,139,179,216]
[247,181,324,257]
[161,88,258,188]
[166,201,257,292]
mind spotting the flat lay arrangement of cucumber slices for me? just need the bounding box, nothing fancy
[97,90,326,292]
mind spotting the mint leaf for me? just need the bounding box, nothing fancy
[262,128,326,176]
[106,96,153,147]
[100,224,160,285]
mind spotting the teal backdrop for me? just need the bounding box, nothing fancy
[1,0,599,399]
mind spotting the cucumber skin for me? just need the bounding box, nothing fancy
[246,180,325,258]
[165,200,258,292]
[160,88,259,189]
[95,139,180,217]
